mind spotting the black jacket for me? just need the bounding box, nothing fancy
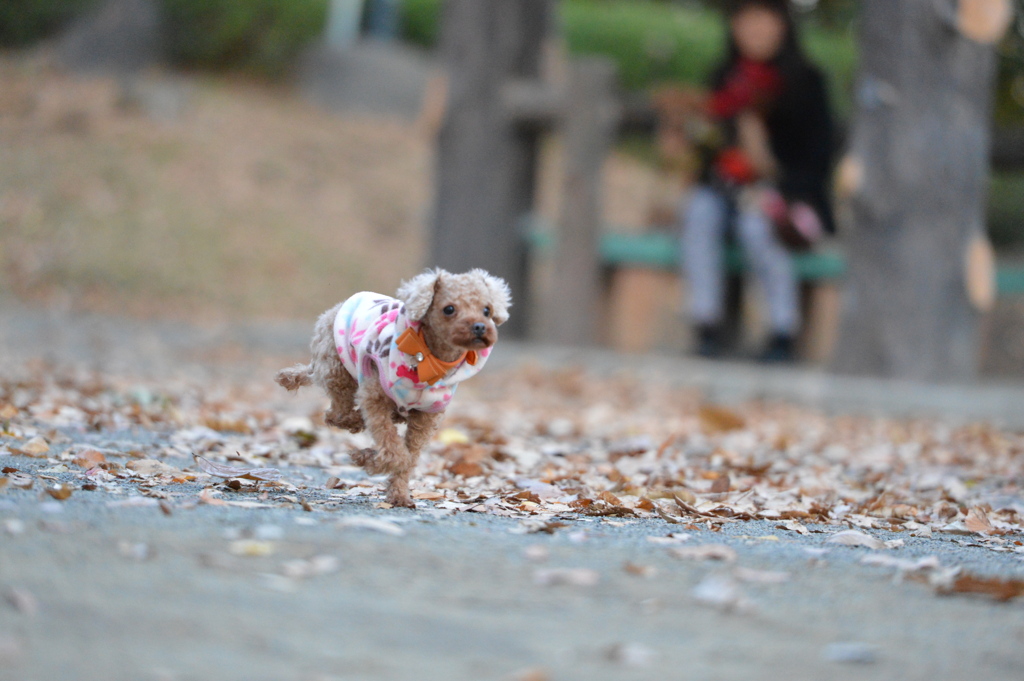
[706,59,836,234]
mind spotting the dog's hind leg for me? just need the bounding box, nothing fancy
[353,377,416,508]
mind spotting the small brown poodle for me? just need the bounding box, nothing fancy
[275,268,511,508]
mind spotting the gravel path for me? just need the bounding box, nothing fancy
[2,302,1024,681]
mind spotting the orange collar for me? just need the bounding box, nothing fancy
[395,327,477,385]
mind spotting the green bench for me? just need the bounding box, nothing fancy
[598,231,848,281]
[598,231,1024,294]
[531,224,1024,356]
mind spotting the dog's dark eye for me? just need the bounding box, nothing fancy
[443,305,455,316]
[483,306,491,318]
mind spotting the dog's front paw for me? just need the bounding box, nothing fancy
[349,446,377,468]
[386,489,416,509]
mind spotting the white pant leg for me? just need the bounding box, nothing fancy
[736,204,800,335]
[680,187,729,326]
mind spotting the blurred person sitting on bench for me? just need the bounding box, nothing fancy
[665,0,834,362]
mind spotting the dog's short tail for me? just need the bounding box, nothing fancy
[275,363,313,391]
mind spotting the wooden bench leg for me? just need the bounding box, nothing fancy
[799,282,842,364]
[605,268,684,352]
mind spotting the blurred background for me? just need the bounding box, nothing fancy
[1,0,1023,378]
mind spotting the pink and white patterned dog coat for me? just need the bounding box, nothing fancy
[333,292,491,415]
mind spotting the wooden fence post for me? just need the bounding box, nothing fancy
[539,57,621,345]
[429,0,553,338]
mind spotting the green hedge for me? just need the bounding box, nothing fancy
[162,0,327,77]
[399,0,856,114]
[0,0,98,47]
[0,0,327,78]
[988,172,1024,249]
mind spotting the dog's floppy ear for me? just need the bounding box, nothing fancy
[397,268,446,321]
[471,269,512,325]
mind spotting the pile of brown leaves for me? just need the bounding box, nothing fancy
[2,364,1024,553]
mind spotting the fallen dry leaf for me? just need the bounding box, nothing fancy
[670,544,737,562]
[827,530,887,550]
[533,567,600,587]
[192,454,281,481]
[698,404,745,433]
[691,574,748,611]
[228,540,275,557]
[647,532,691,545]
[197,488,227,506]
[282,555,340,579]
[5,472,33,490]
[964,507,996,535]
[336,516,406,536]
[127,459,186,477]
[939,574,1024,602]
[860,554,941,574]
[45,483,73,501]
[447,457,484,477]
[18,436,49,456]
[623,562,657,578]
[655,503,682,524]
[71,448,107,469]
[512,520,568,535]
[436,428,470,445]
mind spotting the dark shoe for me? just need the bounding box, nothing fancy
[758,334,797,363]
[695,325,724,359]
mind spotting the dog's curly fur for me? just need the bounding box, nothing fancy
[275,268,511,508]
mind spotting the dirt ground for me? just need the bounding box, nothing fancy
[0,53,661,323]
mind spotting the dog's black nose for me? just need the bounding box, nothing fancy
[472,323,486,337]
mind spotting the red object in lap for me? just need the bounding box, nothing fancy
[715,147,758,185]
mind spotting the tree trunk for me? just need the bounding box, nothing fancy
[429,0,553,338]
[832,0,1009,381]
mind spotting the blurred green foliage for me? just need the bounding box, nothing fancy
[400,0,856,114]
[399,0,437,47]
[0,0,98,46]
[0,0,327,78]
[4,0,1024,247]
[162,0,327,77]
[988,172,1024,250]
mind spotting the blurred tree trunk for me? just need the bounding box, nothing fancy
[833,0,1011,381]
[430,0,553,338]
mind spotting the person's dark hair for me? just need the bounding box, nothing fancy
[720,0,808,75]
